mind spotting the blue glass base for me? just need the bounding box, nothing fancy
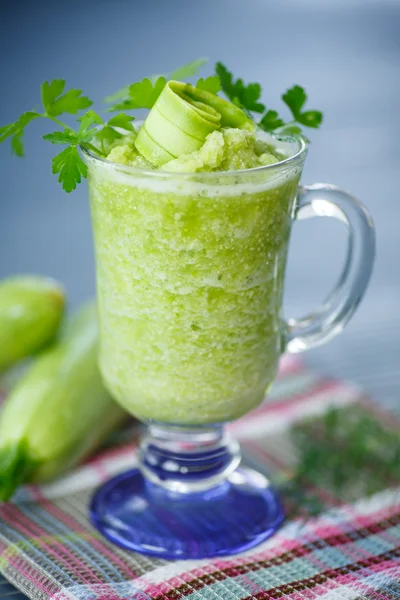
[90,467,284,559]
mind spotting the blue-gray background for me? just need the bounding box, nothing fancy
[0,0,399,596]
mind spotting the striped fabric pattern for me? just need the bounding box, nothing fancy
[0,355,399,600]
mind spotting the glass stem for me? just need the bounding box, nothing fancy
[138,424,241,493]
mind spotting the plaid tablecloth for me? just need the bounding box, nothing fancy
[0,355,399,600]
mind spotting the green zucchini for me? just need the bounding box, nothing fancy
[0,301,127,501]
[0,275,65,372]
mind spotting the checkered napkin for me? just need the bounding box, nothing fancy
[0,355,399,600]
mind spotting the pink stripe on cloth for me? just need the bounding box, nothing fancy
[91,459,110,483]
[136,556,400,600]
[229,380,355,435]
[86,440,136,466]
[305,504,400,543]
[278,354,303,376]
[0,503,105,588]
[133,500,400,596]
[134,541,398,598]
[0,356,398,600]
[6,555,52,596]
[27,485,47,503]
[39,498,139,580]
[345,509,400,550]
[285,558,399,600]
[248,379,344,418]
[0,503,88,586]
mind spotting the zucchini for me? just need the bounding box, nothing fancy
[0,275,65,372]
[0,301,127,501]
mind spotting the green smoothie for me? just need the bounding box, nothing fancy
[0,64,326,426]
[86,82,304,425]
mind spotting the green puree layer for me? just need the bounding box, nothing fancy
[89,129,300,424]
[107,127,281,172]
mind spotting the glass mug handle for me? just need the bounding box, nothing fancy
[286,183,376,353]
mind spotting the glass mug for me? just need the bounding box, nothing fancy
[84,134,375,559]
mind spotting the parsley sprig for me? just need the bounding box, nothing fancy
[215,63,266,113]
[43,110,134,192]
[0,59,323,193]
[216,62,323,138]
[0,60,208,192]
[279,404,400,518]
[0,81,135,192]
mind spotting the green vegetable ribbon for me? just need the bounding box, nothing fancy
[135,81,254,166]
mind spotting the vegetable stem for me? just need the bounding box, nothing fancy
[81,142,106,157]
[45,114,68,129]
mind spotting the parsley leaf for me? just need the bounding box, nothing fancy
[105,99,135,113]
[41,79,92,117]
[41,79,65,112]
[282,85,323,128]
[108,77,167,112]
[214,63,234,97]
[107,113,135,131]
[94,113,135,155]
[0,112,41,143]
[94,127,122,155]
[128,76,167,109]
[105,59,208,109]
[0,123,14,139]
[259,110,285,132]
[14,112,42,133]
[11,130,24,157]
[215,62,265,113]
[240,83,265,113]
[51,146,87,193]
[43,111,103,147]
[282,85,307,116]
[0,111,41,156]
[277,124,303,136]
[42,110,106,191]
[77,110,103,141]
[196,76,221,94]
[43,129,78,145]
[296,110,323,128]
[103,75,163,104]
[1,83,100,192]
[216,65,323,134]
[103,76,162,106]
[170,58,207,80]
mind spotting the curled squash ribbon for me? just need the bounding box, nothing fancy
[135,81,254,166]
